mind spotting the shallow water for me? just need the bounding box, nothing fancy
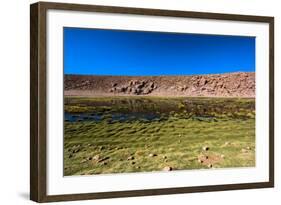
[64,97,255,123]
[64,112,161,123]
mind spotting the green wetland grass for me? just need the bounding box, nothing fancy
[64,96,255,176]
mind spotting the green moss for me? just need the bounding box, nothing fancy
[65,105,90,113]
[64,97,255,176]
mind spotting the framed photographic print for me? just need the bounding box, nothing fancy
[30,1,274,202]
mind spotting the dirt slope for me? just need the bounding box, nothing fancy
[64,72,255,97]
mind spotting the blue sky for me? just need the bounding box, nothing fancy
[64,27,255,76]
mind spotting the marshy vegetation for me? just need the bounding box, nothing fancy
[64,96,255,176]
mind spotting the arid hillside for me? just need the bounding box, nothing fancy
[64,72,255,97]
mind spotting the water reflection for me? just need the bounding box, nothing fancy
[64,97,255,122]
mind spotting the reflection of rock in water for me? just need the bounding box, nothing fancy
[64,97,255,123]
[64,112,162,123]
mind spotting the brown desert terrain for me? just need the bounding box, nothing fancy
[64,72,255,98]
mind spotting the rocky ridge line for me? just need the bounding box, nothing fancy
[64,72,255,97]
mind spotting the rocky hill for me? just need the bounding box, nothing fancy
[64,72,255,98]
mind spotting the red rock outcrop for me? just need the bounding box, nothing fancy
[64,72,255,97]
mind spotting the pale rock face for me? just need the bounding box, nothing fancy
[64,72,255,98]
[162,166,173,171]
